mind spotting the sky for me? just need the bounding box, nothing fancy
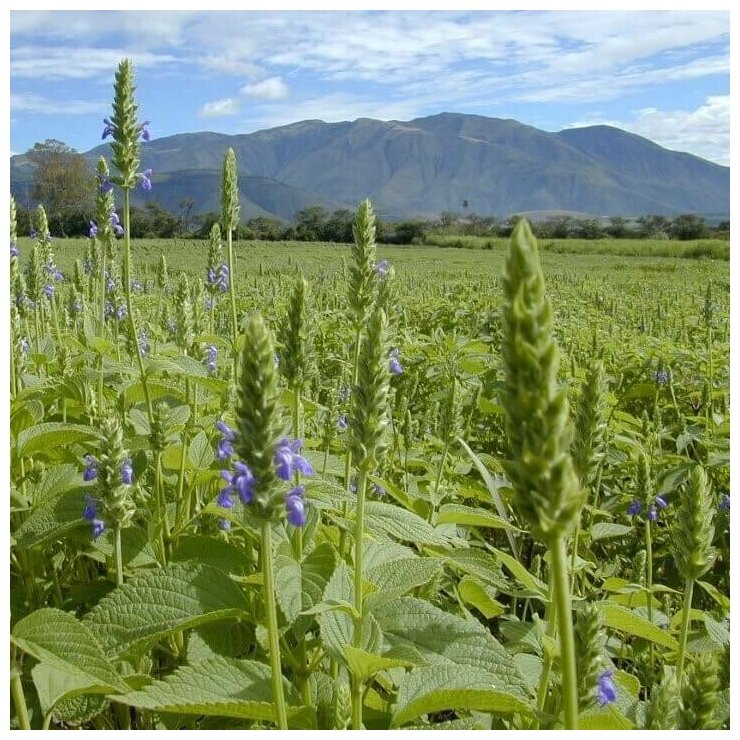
[9,8,731,165]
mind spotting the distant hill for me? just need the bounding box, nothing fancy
[10,112,729,221]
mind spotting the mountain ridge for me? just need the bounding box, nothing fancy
[10,112,729,221]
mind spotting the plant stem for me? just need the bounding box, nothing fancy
[675,577,694,691]
[114,525,124,587]
[431,440,450,523]
[351,468,368,730]
[645,517,655,672]
[227,228,238,377]
[261,520,289,730]
[550,536,579,730]
[123,189,153,425]
[11,672,31,730]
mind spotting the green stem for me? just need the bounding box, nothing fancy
[351,468,368,730]
[123,189,154,425]
[11,672,31,730]
[535,578,557,724]
[675,578,694,691]
[550,536,579,730]
[261,521,289,730]
[645,517,655,672]
[114,525,124,587]
[227,228,238,377]
[431,440,450,523]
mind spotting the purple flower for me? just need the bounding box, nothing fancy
[20,337,30,355]
[114,224,124,237]
[372,482,385,497]
[43,283,55,299]
[73,300,83,313]
[140,121,151,141]
[222,461,256,504]
[216,420,235,440]
[389,348,403,375]
[218,518,231,531]
[207,267,217,285]
[101,118,115,139]
[121,459,134,485]
[216,438,233,461]
[647,507,658,522]
[205,345,218,375]
[99,178,113,195]
[83,454,98,481]
[337,415,348,432]
[115,304,128,321]
[285,486,307,527]
[110,211,120,227]
[596,670,617,707]
[339,385,351,403]
[88,221,99,238]
[131,279,142,293]
[274,438,315,481]
[654,369,669,387]
[83,494,97,521]
[217,488,234,509]
[91,518,106,539]
[30,229,38,239]
[720,494,730,511]
[104,302,114,319]
[54,269,64,282]
[10,243,19,258]
[374,259,390,278]
[138,330,150,356]
[627,500,642,516]
[654,495,668,510]
[138,169,153,191]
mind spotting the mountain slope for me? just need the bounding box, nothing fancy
[10,113,729,220]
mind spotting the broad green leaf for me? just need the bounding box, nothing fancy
[188,430,214,469]
[116,656,301,722]
[599,603,678,650]
[48,692,109,727]
[366,556,442,596]
[590,522,633,541]
[579,704,635,729]
[31,464,83,504]
[392,664,532,726]
[274,540,336,624]
[360,501,450,546]
[171,535,252,576]
[438,548,510,591]
[697,580,730,613]
[13,488,87,549]
[12,608,128,713]
[84,562,250,659]
[458,577,505,619]
[90,526,159,569]
[343,645,415,681]
[438,503,520,531]
[492,547,548,596]
[17,422,101,459]
[703,614,730,647]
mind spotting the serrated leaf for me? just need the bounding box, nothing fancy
[579,703,635,729]
[188,430,214,469]
[13,488,87,549]
[492,547,547,596]
[366,556,442,596]
[115,656,301,722]
[438,503,520,531]
[599,603,678,650]
[84,562,250,659]
[703,614,730,647]
[392,664,532,726]
[90,526,159,569]
[438,548,510,591]
[458,577,505,619]
[17,422,101,459]
[12,608,128,714]
[590,522,633,541]
[361,501,449,546]
[343,645,414,681]
[171,535,252,575]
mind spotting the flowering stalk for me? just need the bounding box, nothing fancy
[106,58,153,425]
[500,220,583,729]
[221,148,240,372]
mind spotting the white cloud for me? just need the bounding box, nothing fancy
[241,77,289,100]
[11,46,177,79]
[10,92,108,115]
[567,95,730,166]
[198,97,240,118]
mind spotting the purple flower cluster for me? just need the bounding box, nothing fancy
[102,117,150,142]
[43,283,55,299]
[207,263,229,292]
[83,454,98,482]
[389,348,403,375]
[628,495,668,522]
[719,493,730,511]
[654,369,669,387]
[121,458,134,485]
[215,426,314,528]
[19,337,30,355]
[138,330,150,357]
[374,259,390,278]
[137,169,153,192]
[596,670,617,706]
[205,345,218,375]
[83,494,106,539]
[10,243,19,259]
[337,414,348,432]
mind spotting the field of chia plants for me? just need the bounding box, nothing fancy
[9,60,730,731]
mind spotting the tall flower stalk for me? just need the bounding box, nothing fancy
[221,148,240,372]
[105,58,153,424]
[500,219,584,729]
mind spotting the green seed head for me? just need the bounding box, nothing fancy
[574,602,607,711]
[221,148,240,234]
[672,465,716,581]
[235,314,285,514]
[349,305,390,472]
[636,450,653,505]
[156,254,168,290]
[679,653,720,730]
[572,360,608,487]
[500,219,583,541]
[97,414,135,529]
[644,672,678,729]
[348,200,378,327]
[109,59,142,188]
[280,274,310,390]
[174,275,195,353]
[27,243,44,304]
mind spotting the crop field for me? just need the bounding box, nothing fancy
[9,59,730,732]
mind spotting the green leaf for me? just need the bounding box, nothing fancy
[703,614,730,647]
[274,540,336,624]
[12,608,128,713]
[438,548,510,591]
[492,547,548,596]
[188,430,214,469]
[360,501,450,546]
[579,704,635,729]
[17,422,101,459]
[392,664,532,726]
[599,603,678,650]
[458,577,505,619]
[90,526,159,569]
[84,562,250,659]
[343,645,415,681]
[13,488,87,549]
[437,503,521,531]
[366,556,442,597]
[30,464,82,504]
[171,535,252,576]
[116,657,301,721]
[590,522,633,541]
[697,580,730,613]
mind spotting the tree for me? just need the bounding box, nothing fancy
[606,216,629,238]
[669,214,706,241]
[27,139,94,235]
[294,206,328,241]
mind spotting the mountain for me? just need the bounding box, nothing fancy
[10,113,729,221]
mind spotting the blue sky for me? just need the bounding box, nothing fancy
[9,9,730,164]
